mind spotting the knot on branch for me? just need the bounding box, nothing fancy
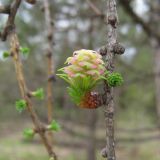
[101,147,108,158]
[34,126,46,133]
[46,49,52,58]
[47,32,53,41]
[112,43,125,55]
[108,14,117,28]
[98,45,108,56]
[48,74,56,82]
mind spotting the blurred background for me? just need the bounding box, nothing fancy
[0,0,160,160]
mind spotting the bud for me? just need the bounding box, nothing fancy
[112,43,125,55]
[31,88,44,100]
[3,51,10,59]
[23,128,35,139]
[107,72,123,87]
[47,120,61,131]
[20,47,30,56]
[15,99,27,113]
[108,14,117,28]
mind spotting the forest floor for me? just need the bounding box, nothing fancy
[0,119,160,160]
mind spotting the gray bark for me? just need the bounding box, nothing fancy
[150,0,160,126]
[153,42,160,126]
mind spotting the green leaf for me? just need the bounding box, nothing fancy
[15,99,27,113]
[20,47,30,56]
[56,73,70,84]
[23,128,34,139]
[32,88,44,99]
[3,51,10,59]
[107,72,123,87]
[57,67,65,72]
[103,70,110,76]
[48,120,61,131]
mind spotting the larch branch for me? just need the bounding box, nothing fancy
[43,0,55,145]
[0,4,10,14]
[119,0,160,42]
[103,0,119,159]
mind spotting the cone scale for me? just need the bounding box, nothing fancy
[79,91,102,109]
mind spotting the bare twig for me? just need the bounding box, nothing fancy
[86,0,103,16]
[0,0,22,41]
[43,0,55,143]
[86,0,105,20]
[0,4,10,14]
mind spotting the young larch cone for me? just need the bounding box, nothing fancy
[57,49,123,108]
[79,91,102,109]
[57,49,106,109]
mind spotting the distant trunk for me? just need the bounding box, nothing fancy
[153,43,160,126]
[87,110,97,160]
[150,0,160,126]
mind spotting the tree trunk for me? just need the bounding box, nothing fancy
[150,0,160,126]
[153,43,160,126]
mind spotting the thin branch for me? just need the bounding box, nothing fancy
[43,0,55,144]
[86,0,103,16]
[0,4,10,14]
[103,0,119,159]
[119,0,160,42]
[86,0,105,20]
[0,0,21,41]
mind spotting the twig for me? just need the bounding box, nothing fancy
[0,0,22,41]
[86,0,105,20]
[43,0,55,143]
[86,0,103,16]
[0,4,10,14]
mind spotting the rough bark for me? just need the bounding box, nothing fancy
[150,0,160,126]
[43,0,55,144]
[104,0,118,160]
[153,45,160,125]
